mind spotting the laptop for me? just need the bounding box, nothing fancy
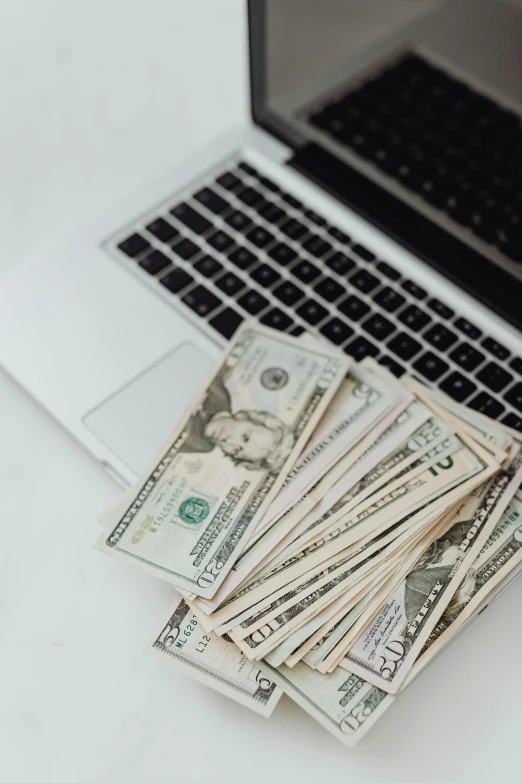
[1,0,521,497]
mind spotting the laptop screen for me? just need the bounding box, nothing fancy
[250,0,522,156]
[249,0,522,329]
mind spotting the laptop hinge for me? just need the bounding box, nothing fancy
[289,143,522,333]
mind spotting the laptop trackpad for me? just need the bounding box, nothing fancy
[83,342,214,476]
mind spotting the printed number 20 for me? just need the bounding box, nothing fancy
[197,558,224,589]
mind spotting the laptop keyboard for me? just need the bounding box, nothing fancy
[112,159,522,433]
[309,53,522,265]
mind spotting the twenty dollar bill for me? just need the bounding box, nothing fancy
[95,324,349,597]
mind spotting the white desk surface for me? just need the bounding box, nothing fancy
[1,2,521,782]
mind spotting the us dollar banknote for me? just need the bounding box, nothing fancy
[340,452,522,694]
[95,324,349,597]
[298,487,522,743]
[148,595,281,716]
[199,365,405,611]
[258,659,389,746]
[258,491,522,742]
[201,441,480,634]
[410,489,522,677]
[252,364,403,539]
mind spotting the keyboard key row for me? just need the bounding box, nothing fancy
[115,162,522,430]
[120,227,512,396]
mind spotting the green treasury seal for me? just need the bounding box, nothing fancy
[179,497,210,525]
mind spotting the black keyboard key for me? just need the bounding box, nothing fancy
[427,298,454,319]
[401,279,427,299]
[268,243,297,267]
[193,255,223,278]
[259,202,286,224]
[449,342,485,371]
[118,233,150,258]
[146,218,178,244]
[292,260,321,284]
[345,336,379,360]
[181,285,220,317]
[412,352,450,382]
[280,218,309,241]
[349,269,380,294]
[260,308,294,331]
[468,392,505,419]
[320,318,354,345]
[207,230,235,253]
[236,186,264,207]
[228,247,256,270]
[338,295,370,321]
[327,226,351,244]
[398,305,431,331]
[296,299,328,325]
[171,237,199,260]
[259,176,280,193]
[170,203,212,234]
[373,286,406,313]
[161,267,193,294]
[377,261,401,281]
[281,193,302,209]
[510,357,522,375]
[209,307,243,339]
[139,249,170,275]
[302,234,333,258]
[251,264,280,287]
[378,355,405,377]
[238,162,257,176]
[216,171,242,191]
[388,333,422,360]
[304,209,327,227]
[237,290,269,315]
[502,412,522,432]
[289,325,305,336]
[251,195,271,215]
[352,244,375,262]
[194,187,229,215]
[424,324,458,351]
[273,281,304,306]
[440,372,477,402]
[504,382,522,412]
[362,313,396,340]
[476,362,513,393]
[215,271,245,296]
[482,337,510,361]
[325,252,356,276]
[246,226,276,248]
[455,317,482,340]
[225,210,253,232]
[314,277,344,303]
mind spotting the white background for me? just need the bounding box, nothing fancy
[1,2,521,782]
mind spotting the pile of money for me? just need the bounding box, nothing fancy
[96,324,522,743]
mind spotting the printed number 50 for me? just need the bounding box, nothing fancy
[378,640,406,680]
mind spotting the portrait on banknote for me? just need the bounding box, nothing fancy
[179,364,295,470]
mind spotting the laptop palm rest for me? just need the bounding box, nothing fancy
[83,342,214,476]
